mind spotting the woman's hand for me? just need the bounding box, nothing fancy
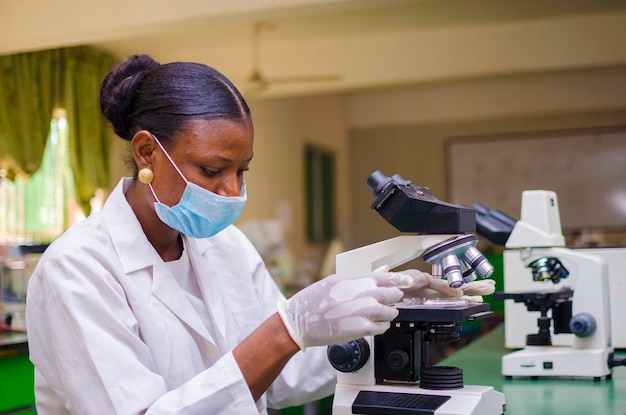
[277,271,413,350]
[398,268,496,303]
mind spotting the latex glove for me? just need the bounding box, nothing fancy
[394,268,496,300]
[461,295,487,303]
[277,272,413,350]
[460,279,496,296]
[397,269,463,299]
[456,279,497,303]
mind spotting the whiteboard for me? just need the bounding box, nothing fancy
[447,132,626,230]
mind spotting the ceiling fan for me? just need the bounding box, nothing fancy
[242,21,341,93]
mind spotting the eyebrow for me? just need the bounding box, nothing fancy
[214,154,254,163]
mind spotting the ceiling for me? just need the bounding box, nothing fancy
[2,0,626,99]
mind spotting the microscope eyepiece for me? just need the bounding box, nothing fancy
[367,170,476,234]
[366,170,393,195]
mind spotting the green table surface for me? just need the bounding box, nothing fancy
[439,325,626,415]
[0,331,35,414]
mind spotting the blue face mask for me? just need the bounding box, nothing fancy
[149,135,247,238]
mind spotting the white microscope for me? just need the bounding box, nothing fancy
[478,190,618,380]
[327,171,506,415]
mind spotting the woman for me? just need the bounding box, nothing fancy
[26,54,425,414]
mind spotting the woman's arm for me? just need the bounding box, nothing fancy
[233,271,413,402]
[233,313,300,401]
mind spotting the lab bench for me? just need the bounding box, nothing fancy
[439,324,626,415]
[0,332,35,414]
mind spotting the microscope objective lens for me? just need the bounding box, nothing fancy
[442,254,464,288]
[432,263,444,279]
[463,247,494,278]
[460,258,477,282]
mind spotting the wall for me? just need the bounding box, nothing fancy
[346,66,626,251]
[240,95,350,265]
[448,132,626,229]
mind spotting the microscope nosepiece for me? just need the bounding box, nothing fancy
[529,257,570,284]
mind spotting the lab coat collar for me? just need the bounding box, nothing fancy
[103,178,154,274]
[185,236,227,344]
[103,178,226,348]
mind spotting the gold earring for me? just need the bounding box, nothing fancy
[138,168,154,184]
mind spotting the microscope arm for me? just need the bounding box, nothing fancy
[331,234,454,387]
[335,235,452,274]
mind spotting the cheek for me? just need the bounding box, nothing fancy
[153,169,186,206]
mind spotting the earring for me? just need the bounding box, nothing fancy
[138,168,154,184]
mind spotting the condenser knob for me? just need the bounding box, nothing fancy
[327,338,370,372]
[570,313,596,337]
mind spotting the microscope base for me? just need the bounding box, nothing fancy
[502,346,612,380]
[332,382,505,415]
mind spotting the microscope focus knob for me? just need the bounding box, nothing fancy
[570,313,597,337]
[327,338,370,372]
[387,350,410,371]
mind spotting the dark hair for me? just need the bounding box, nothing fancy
[99,54,251,144]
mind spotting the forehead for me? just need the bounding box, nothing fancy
[171,118,254,159]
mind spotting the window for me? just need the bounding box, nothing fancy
[304,145,335,242]
[0,109,88,244]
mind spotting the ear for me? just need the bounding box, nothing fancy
[131,130,155,170]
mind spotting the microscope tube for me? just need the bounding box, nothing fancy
[442,254,464,288]
[463,246,494,278]
[431,263,443,279]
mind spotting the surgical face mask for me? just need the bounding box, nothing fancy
[148,135,247,238]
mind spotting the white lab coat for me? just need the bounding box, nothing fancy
[26,177,336,415]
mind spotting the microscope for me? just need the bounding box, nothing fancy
[327,171,505,415]
[477,190,619,380]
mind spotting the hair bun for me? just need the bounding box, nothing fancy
[99,54,160,140]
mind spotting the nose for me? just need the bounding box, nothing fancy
[217,175,242,197]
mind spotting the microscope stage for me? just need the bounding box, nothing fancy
[395,302,492,323]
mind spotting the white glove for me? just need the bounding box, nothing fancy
[460,279,496,296]
[396,269,496,301]
[398,269,463,299]
[277,272,413,350]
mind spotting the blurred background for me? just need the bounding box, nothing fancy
[3,0,626,286]
[2,1,626,412]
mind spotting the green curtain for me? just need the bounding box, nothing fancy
[62,47,116,214]
[0,46,116,214]
[0,49,61,178]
